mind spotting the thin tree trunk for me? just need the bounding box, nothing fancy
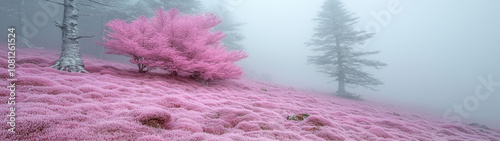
[336,57,346,95]
[337,76,346,94]
[51,0,88,73]
[335,38,346,95]
[98,15,106,59]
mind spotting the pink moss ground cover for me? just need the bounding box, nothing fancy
[1,48,499,140]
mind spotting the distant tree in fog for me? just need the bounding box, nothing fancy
[0,0,36,48]
[132,0,203,17]
[209,2,245,50]
[306,0,386,98]
[90,0,139,21]
[84,0,141,58]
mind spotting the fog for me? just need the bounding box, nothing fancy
[215,0,500,128]
[2,0,498,129]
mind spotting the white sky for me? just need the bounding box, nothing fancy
[125,0,500,129]
[204,0,500,128]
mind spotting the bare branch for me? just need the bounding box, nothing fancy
[80,14,101,16]
[45,0,64,6]
[87,0,113,7]
[79,2,93,7]
[71,35,95,40]
[55,21,64,30]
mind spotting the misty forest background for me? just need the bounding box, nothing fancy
[0,0,499,129]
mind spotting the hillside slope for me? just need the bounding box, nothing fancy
[1,48,499,141]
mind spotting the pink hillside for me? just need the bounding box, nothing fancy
[0,48,499,140]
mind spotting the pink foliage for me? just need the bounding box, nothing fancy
[17,76,56,86]
[132,107,172,129]
[92,120,141,139]
[368,127,392,138]
[376,120,416,134]
[315,131,346,140]
[207,108,261,127]
[17,56,52,67]
[171,118,203,132]
[15,116,52,139]
[234,121,261,132]
[245,131,304,140]
[203,119,229,135]
[98,8,247,80]
[304,115,333,126]
[32,85,82,95]
[2,48,500,140]
[136,135,164,141]
[155,96,203,111]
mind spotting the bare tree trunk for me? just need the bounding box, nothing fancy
[51,0,88,73]
[335,38,346,95]
[337,77,346,94]
[336,57,346,95]
[98,15,105,59]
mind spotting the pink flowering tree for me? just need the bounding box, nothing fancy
[98,8,247,80]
